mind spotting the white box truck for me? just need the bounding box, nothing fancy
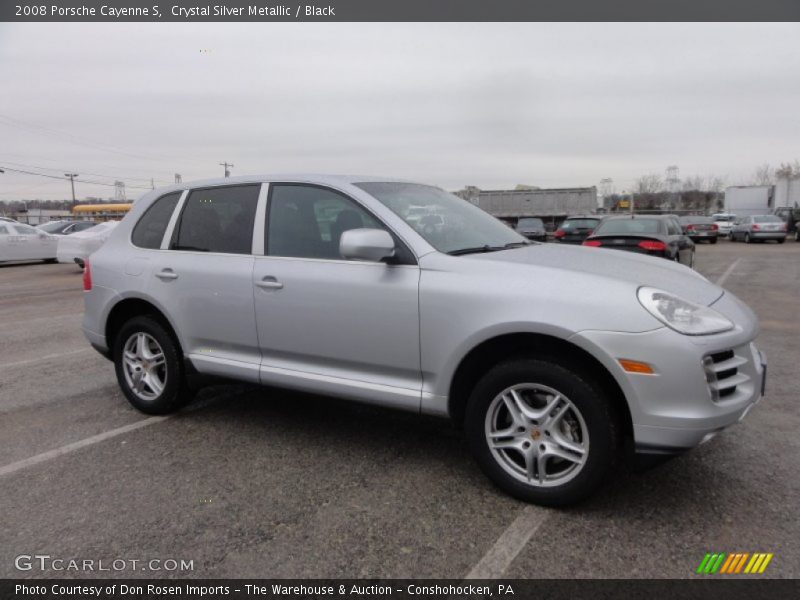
[724,186,774,217]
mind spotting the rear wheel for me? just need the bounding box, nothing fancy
[710,238,718,244]
[113,316,193,414]
[465,358,618,506]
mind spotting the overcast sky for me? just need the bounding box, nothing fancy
[1,22,799,200]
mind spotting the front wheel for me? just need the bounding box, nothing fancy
[465,358,618,506]
[113,316,193,414]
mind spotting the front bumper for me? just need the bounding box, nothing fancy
[570,294,765,454]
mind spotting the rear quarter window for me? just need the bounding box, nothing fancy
[132,192,182,249]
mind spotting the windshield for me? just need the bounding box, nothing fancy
[355,182,526,254]
[38,221,66,232]
[754,215,782,223]
[562,218,599,230]
[595,218,664,235]
[517,218,543,228]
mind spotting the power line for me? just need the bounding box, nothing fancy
[0,159,172,186]
[0,166,153,190]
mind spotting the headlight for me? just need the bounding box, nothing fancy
[637,287,734,335]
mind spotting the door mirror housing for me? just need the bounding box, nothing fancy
[339,228,396,262]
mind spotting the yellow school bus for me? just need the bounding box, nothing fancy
[71,203,132,221]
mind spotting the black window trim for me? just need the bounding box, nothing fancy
[264,182,418,266]
[168,183,262,254]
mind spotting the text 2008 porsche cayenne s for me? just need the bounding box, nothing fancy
[82,175,766,505]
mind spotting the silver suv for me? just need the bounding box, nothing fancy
[82,175,766,505]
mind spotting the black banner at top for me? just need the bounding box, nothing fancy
[2,0,800,22]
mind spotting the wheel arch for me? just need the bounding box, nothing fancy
[447,332,632,441]
[105,296,183,357]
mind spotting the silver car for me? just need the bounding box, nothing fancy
[82,175,766,505]
[730,215,787,243]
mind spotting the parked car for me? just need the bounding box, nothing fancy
[678,216,719,244]
[57,221,119,267]
[772,206,800,241]
[711,213,737,236]
[37,220,97,235]
[729,215,787,244]
[515,217,546,242]
[83,175,765,506]
[0,221,58,263]
[582,215,695,267]
[552,216,603,244]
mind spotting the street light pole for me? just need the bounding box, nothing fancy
[65,173,78,204]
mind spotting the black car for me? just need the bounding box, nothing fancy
[515,217,546,241]
[553,215,603,244]
[582,215,695,267]
[36,220,96,235]
[678,215,719,244]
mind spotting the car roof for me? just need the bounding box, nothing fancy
[136,173,422,198]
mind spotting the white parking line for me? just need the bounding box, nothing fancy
[465,505,550,579]
[715,258,741,287]
[0,416,169,478]
[0,348,93,370]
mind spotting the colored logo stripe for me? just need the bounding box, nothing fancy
[698,552,773,574]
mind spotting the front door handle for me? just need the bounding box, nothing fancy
[255,276,284,291]
[156,269,179,281]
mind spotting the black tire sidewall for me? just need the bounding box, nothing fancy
[112,316,187,415]
[465,358,617,506]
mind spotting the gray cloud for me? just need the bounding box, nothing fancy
[1,22,799,199]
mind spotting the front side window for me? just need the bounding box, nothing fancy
[172,185,259,254]
[266,185,384,259]
[132,192,182,249]
[754,215,782,223]
[12,224,39,235]
[355,182,525,254]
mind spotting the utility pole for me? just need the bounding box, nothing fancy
[65,173,78,204]
[219,162,234,178]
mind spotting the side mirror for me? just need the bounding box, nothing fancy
[340,228,396,262]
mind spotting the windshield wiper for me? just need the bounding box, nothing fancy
[447,241,531,256]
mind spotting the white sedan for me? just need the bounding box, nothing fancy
[0,221,58,263]
[57,221,119,267]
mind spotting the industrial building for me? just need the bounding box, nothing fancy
[454,186,598,229]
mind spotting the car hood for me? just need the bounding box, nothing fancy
[464,243,724,306]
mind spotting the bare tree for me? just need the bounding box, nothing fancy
[752,164,774,186]
[776,160,800,179]
[634,174,663,194]
[705,175,726,193]
[682,175,705,192]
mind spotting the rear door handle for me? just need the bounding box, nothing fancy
[255,276,284,290]
[155,269,179,281]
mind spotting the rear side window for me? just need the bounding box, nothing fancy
[132,192,181,249]
[172,185,259,254]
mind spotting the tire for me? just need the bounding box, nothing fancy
[112,316,193,414]
[465,358,618,506]
[710,238,717,245]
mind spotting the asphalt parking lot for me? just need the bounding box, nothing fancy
[1,240,798,579]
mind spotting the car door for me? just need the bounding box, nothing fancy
[253,183,422,411]
[9,223,55,260]
[147,185,263,383]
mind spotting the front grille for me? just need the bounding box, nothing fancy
[705,349,749,401]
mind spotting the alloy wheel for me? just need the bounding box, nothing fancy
[484,383,589,488]
[122,332,167,401]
